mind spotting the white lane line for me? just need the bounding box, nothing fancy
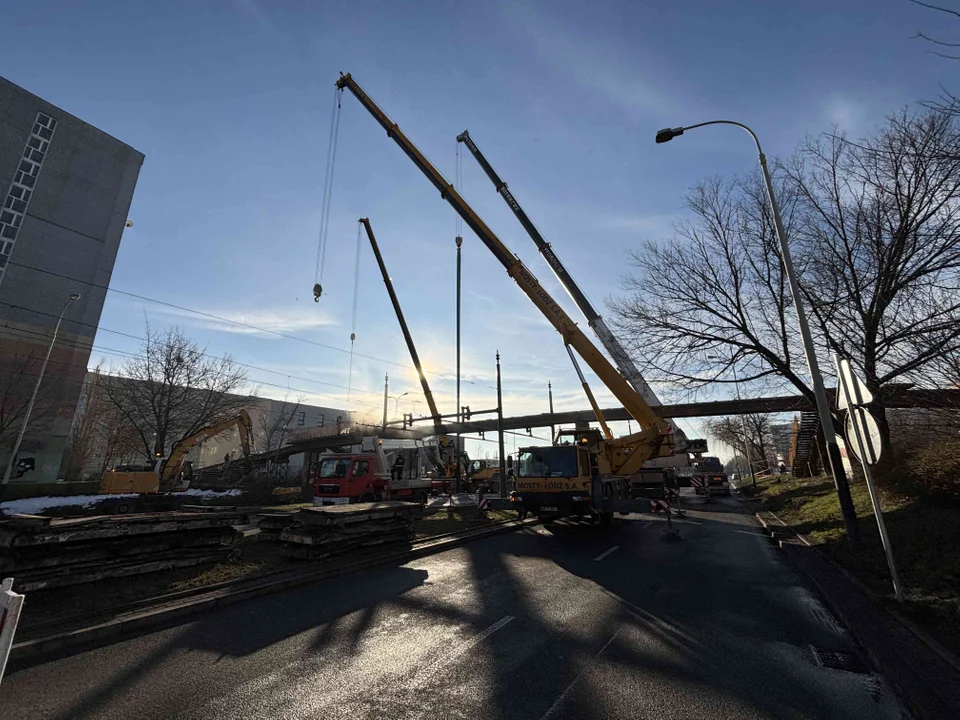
[539,630,620,720]
[413,615,515,686]
[593,545,620,562]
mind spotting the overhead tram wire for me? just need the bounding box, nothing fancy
[0,324,387,411]
[0,303,395,409]
[4,258,499,392]
[313,87,343,302]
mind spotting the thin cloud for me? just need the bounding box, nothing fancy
[140,303,338,337]
[505,2,683,121]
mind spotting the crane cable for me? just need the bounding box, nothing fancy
[314,87,343,301]
[346,221,363,400]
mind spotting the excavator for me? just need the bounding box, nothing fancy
[335,73,675,522]
[100,410,253,495]
[456,130,693,469]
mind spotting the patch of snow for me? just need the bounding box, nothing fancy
[0,487,241,516]
[0,494,138,516]
[176,488,242,498]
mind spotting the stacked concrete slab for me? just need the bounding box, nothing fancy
[0,510,245,591]
[280,501,420,560]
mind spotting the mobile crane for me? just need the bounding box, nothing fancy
[456,130,691,466]
[335,73,675,521]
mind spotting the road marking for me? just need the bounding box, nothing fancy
[593,545,620,562]
[539,631,620,720]
[414,615,514,685]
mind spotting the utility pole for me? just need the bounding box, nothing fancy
[455,235,462,494]
[382,373,389,431]
[548,380,555,445]
[3,293,80,485]
[496,352,507,498]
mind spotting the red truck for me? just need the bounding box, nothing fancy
[311,438,433,506]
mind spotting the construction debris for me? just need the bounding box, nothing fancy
[0,510,246,592]
[280,501,420,560]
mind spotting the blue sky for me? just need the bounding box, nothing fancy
[1,0,954,459]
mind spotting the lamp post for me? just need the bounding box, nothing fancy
[3,293,81,485]
[390,392,409,419]
[657,121,860,547]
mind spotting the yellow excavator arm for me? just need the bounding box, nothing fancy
[335,73,674,473]
[160,410,253,490]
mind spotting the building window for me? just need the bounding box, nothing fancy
[297,411,305,426]
[0,110,57,285]
[316,414,324,427]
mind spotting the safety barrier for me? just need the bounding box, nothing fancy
[1,577,25,684]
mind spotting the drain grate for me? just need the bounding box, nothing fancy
[810,646,870,674]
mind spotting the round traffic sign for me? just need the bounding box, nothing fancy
[845,408,883,465]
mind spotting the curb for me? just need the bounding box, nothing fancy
[755,510,960,720]
[754,509,960,676]
[10,515,538,666]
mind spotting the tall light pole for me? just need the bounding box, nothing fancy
[390,392,409,419]
[3,293,81,485]
[657,121,861,548]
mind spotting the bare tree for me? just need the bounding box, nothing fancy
[608,172,808,399]
[706,414,773,474]
[610,109,960,463]
[0,350,56,460]
[64,366,140,480]
[104,324,249,461]
[255,392,304,455]
[786,109,960,449]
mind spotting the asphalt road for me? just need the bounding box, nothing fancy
[1,494,906,719]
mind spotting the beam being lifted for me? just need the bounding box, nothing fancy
[429,387,960,436]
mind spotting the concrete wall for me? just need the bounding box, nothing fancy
[0,77,143,483]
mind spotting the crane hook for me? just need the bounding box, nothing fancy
[313,283,323,302]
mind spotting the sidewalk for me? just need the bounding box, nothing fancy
[765,519,960,720]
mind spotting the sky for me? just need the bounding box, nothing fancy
[1,0,955,461]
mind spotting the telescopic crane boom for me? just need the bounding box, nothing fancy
[335,73,674,475]
[360,218,441,427]
[456,130,660,406]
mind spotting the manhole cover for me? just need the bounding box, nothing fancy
[810,646,869,674]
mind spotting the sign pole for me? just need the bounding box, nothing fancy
[835,356,904,603]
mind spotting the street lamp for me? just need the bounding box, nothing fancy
[390,392,409,418]
[657,120,861,547]
[3,292,81,485]
[708,353,755,488]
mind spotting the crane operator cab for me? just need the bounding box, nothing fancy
[513,428,626,524]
